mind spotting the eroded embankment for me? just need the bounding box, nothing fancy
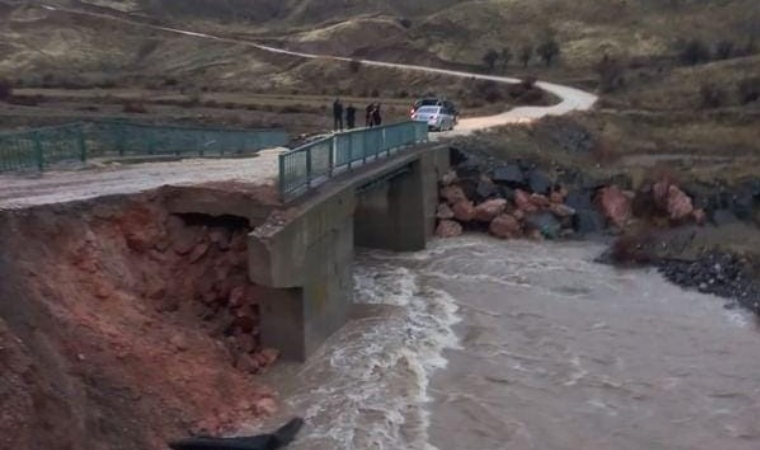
[0,189,279,449]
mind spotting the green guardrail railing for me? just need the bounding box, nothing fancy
[0,120,289,173]
[279,121,429,201]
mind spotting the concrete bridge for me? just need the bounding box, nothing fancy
[248,123,448,361]
[5,6,598,362]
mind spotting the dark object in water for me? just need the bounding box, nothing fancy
[168,417,304,450]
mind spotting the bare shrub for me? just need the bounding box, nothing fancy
[677,38,711,65]
[122,101,148,113]
[482,49,499,71]
[0,79,13,101]
[699,83,727,108]
[348,59,362,73]
[536,37,561,66]
[714,39,734,60]
[595,55,626,93]
[520,76,538,89]
[607,229,657,265]
[737,77,760,104]
[473,80,504,103]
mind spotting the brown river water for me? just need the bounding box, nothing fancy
[250,235,760,450]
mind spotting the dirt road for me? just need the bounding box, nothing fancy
[39,3,598,133]
[0,4,599,209]
[0,149,285,210]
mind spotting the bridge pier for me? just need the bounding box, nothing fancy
[248,145,448,361]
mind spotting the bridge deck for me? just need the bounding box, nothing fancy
[0,148,286,210]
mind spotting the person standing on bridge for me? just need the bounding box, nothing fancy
[346,104,357,130]
[365,103,375,127]
[333,98,344,131]
[372,103,382,127]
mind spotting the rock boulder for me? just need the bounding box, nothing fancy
[489,214,522,239]
[452,201,477,222]
[475,199,508,222]
[436,220,463,238]
[596,186,632,228]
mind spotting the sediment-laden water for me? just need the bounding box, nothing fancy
[252,236,760,450]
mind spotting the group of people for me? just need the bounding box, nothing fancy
[332,98,383,132]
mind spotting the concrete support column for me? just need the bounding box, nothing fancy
[354,148,450,251]
[248,189,355,361]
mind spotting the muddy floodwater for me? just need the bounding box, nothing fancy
[252,235,760,450]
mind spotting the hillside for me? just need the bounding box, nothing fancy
[0,0,757,141]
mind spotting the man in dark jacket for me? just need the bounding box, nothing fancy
[365,103,374,127]
[372,103,382,127]
[333,98,344,131]
[346,104,357,129]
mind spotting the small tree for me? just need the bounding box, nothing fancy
[482,48,499,71]
[536,37,561,67]
[714,39,734,60]
[519,44,533,67]
[699,82,726,108]
[595,54,626,93]
[737,76,760,104]
[500,47,513,69]
[678,38,711,65]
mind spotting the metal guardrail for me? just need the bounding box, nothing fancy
[279,121,429,201]
[0,120,289,173]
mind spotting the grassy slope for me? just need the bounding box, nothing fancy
[2,0,757,154]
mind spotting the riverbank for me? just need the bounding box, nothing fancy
[437,145,760,317]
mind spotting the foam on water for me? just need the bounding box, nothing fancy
[253,250,461,450]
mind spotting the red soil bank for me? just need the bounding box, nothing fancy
[0,190,278,450]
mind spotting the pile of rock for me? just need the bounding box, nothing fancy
[436,150,707,241]
[657,251,760,313]
[435,164,584,240]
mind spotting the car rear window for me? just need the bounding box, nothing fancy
[416,106,440,114]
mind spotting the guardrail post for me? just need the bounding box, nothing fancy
[306,144,313,188]
[362,131,371,163]
[328,137,334,176]
[278,153,286,200]
[77,125,87,163]
[33,131,44,171]
[385,127,390,158]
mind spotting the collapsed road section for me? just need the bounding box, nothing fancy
[0,183,287,449]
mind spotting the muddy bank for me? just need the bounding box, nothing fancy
[0,189,280,449]
[440,146,760,316]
